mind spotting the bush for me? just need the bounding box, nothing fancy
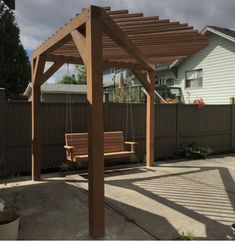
[59,161,82,172]
[177,143,214,159]
[172,231,195,240]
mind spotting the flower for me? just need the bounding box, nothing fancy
[193,98,205,108]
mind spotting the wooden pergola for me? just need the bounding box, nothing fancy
[31,5,208,238]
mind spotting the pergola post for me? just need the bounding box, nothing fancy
[32,57,45,181]
[86,8,105,238]
[146,71,155,166]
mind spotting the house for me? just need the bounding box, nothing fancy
[24,83,87,103]
[103,67,140,88]
[158,26,235,104]
[24,83,109,103]
[103,26,235,104]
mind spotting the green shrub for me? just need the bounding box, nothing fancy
[59,161,81,172]
[177,143,214,159]
[172,231,195,240]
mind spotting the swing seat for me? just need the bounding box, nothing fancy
[64,131,137,162]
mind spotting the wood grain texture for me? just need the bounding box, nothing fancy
[32,5,208,68]
[86,6,104,237]
[64,131,136,161]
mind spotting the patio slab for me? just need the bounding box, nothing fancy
[1,155,235,240]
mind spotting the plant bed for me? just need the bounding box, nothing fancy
[176,143,214,159]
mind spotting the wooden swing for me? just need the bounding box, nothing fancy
[64,131,137,162]
[64,67,137,162]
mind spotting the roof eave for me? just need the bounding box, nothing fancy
[202,26,235,43]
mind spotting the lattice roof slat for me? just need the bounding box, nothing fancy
[33,6,208,67]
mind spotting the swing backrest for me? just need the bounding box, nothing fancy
[65,131,125,156]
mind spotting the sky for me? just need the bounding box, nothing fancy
[14,0,235,83]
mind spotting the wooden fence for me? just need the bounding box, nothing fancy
[0,89,235,173]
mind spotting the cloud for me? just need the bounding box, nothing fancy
[15,0,235,51]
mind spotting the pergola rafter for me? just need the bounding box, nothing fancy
[31,5,208,238]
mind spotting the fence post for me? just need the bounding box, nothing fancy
[231,105,234,151]
[0,88,6,170]
[176,104,181,147]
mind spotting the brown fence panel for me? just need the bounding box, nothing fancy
[104,103,146,160]
[179,105,231,153]
[5,101,31,172]
[41,103,88,170]
[155,104,177,159]
[1,95,235,174]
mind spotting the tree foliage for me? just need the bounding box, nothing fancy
[75,65,86,84]
[57,65,87,85]
[58,74,78,84]
[0,1,31,98]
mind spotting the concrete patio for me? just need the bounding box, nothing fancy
[1,155,235,240]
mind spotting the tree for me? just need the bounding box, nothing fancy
[57,65,87,85]
[75,65,86,84]
[58,74,78,84]
[0,1,31,99]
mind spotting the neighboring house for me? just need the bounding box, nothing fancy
[24,83,88,103]
[24,83,109,103]
[155,63,177,87]
[104,26,235,104]
[158,26,235,104]
[103,67,140,87]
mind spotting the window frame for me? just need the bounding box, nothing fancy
[185,69,203,89]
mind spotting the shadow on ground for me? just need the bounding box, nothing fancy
[1,158,235,239]
[104,162,235,239]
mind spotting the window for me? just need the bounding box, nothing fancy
[110,68,121,74]
[166,78,175,86]
[185,69,203,88]
[156,77,165,86]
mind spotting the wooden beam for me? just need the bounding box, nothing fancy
[83,6,111,11]
[146,71,155,167]
[121,26,193,35]
[107,9,129,15]
[131,69,150,92]
[32,9,89,58]
[71,29,87,65]
[31,56,45,181]
[110,13,143,19]
[40,61,64,85]
[44,53,144,70]
[98,7,155,71]
[86,6,105,238]
[102,30,200,41]
[114,16,159,23]
[44,54,84,65]
[103,59,142,69]
[118,19,170,27]
[32,56,45,85]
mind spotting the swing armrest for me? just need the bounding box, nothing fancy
[64,145,75,161]
[124,141,137,152]
[64,145,75,150]
[125,141,137,145]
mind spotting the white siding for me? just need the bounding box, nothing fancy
[175,33,235,104]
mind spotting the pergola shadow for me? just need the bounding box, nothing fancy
[0,176,174,240]
[104,164,235,239]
